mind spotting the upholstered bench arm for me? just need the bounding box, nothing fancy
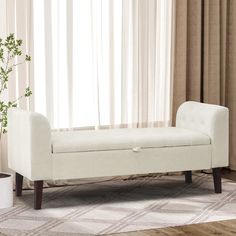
[8,109,52,181]
[176,101,229,168]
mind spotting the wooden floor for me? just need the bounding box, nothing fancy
[109,170,236,236]
[110,220,236,236]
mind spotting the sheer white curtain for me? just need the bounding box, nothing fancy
[0,0,7,172]
[0,0,33,174]
[32,0,173,130]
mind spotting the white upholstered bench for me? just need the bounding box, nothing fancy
[8,101,229,209]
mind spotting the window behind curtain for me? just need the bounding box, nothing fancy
[33,0,173,129]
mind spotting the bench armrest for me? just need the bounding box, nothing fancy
[8,109,52,181]
[176,101,229,168]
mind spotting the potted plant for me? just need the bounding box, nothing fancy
[0,34,32,208]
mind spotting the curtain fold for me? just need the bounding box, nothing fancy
[173,0,236,170]
[0,0,7,173]
[226,1,236,170]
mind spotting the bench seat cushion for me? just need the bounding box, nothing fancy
[51,127,210,154]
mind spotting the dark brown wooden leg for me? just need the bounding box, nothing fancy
[34,181,44,210]
[213,168,222,193]
[15,172,23,197]
[184,171,192,183]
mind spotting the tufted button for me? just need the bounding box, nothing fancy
[133,147,141,152]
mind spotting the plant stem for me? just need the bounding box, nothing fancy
[12,61,24,67]
[0,51,10,95]
[12,95,23,104]
[5,51,10,71]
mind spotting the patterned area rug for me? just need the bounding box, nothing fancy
[0,173,236,236]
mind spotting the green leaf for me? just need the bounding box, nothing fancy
[24,87,32,97]
[25,55,31,61]
[16,39,22,46]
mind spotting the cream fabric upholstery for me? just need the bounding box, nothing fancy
[52,128,210,153]
[8,110,52,180]
[8,101,229,181]
[176,101,229,168]
[52,146,212,180]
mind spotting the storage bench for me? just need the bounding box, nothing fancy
[8,101,229,209]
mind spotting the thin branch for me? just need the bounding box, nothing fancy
[12,61,24,67]
[5,51,10,71]
[12,95,24,104]
[0,51,10,95]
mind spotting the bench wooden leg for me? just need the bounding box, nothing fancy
[15,172,23,197]
[184,171,192,183]
[213,168,222,193]
[34,180,44,210]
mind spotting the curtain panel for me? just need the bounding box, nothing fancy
[32,0,173,130]
[0,0,33,177]
[0,0,7,172]
[173,0,236,170]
